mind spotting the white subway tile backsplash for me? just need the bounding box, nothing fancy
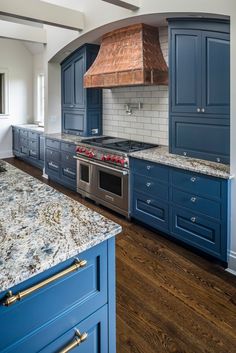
[102,26,169,146]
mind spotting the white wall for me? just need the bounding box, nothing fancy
[0,38,33,158]
[33,53,45,122]
[103,26,168,145]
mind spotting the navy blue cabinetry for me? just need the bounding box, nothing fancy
[45,138,77,190]
[61,44,102,136]
[130,157,229,261]
[169,19,230,164]
[12,127,44,170]
[0,239,116,353]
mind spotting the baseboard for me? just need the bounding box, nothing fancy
[0,150,13,159]
[226,250,236,275]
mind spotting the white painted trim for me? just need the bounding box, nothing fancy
[101,0,140,11]
[226,268,236,276]
[0,20,47,43]
[0,150,13,159]
[227,250,236,273]
[0,0,84,31]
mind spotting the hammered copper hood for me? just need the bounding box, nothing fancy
[84,23,168,88]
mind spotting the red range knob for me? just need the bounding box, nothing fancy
[106,155,111,161]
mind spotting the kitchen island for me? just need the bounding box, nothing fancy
[0,161,122,353]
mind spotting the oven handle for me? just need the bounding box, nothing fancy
[74,156,129,176]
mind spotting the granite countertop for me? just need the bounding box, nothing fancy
[0,161,122,292]
[45,133,85,144]
[13,124,44,133]
[129,146,232,179]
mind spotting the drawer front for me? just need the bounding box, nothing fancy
[133,174,168,201]
[130,158,169,182]
[172,188,221,219]
[61,142,76,154]
[28,131,38,140]
[132,191,169,232]
[46,148,60,163]
[40,305,108,353]
[0,242,108,352]
[171,207,225,260]
[20,129,28,138]
[61,151,76,167]
[46,138,60,150]
[61,165,76,182]
[171,169,222,199]
[20,145,28,156]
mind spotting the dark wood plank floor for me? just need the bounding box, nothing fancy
[5,158,236,353]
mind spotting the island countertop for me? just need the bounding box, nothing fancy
[129,146,232,180]
[0,161,122,292]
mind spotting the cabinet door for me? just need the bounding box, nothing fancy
[170,29,202,114]
[13,128,20,152]
[170,116,230,164]
[74,54,85,109]
[62,61,74,109]
[201,31,230,116]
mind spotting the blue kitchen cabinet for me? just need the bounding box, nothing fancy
[12,127,44,170]
[61,44,102,136]
[0,239,116,353]
[168,19,230,164]
[45,137,77,190]
[130,157,229,262]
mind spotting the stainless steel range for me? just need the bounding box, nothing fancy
[74,136,157,217]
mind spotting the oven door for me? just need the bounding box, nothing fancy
[76,157,96,194]
[94,162,129,212]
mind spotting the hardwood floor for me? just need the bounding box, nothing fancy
[5,158,236,353]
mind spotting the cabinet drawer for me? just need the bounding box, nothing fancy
[46,148,60,162]
[171,207,225,260]
[172,188,221,219]
[61,165,76,182]
[130,158,169,182]
[20,129,28,138]
[40,305,108,353]
[28,131,38,140]
[61,142,76,154]
[171,169,221,199]
[132,192,169,232]
[46,138,60,150]
[133,174,168,201]
[61,151,76,167]
[0,242,108,352]
[20,136,28,147]
[29,140,39,159]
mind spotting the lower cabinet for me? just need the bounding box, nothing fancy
[0,239,115,353]
[45,138,77,190]
[12,127,44,170]
[130,157,229,261]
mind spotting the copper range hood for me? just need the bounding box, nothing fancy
[84,23,168,88]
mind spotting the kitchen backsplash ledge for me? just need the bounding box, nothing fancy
[102,26,169,146]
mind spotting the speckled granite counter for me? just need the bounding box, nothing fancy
[45,133,86,144]
[13,124,44,133]
[0,161,122,292]
[129,146,232,179]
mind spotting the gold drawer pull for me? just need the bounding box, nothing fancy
[59,329,88,353]
[3,259,87,307]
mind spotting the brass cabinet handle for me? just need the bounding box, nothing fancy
[3,259,87,307]
[59,329,88,353]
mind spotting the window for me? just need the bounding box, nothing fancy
[37,73,45,125]
[0,69,9,116]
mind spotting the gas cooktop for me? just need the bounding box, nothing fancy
[82,136,158,153]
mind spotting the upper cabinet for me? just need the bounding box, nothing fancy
[169,19,230,164]
[61,44,102,136]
